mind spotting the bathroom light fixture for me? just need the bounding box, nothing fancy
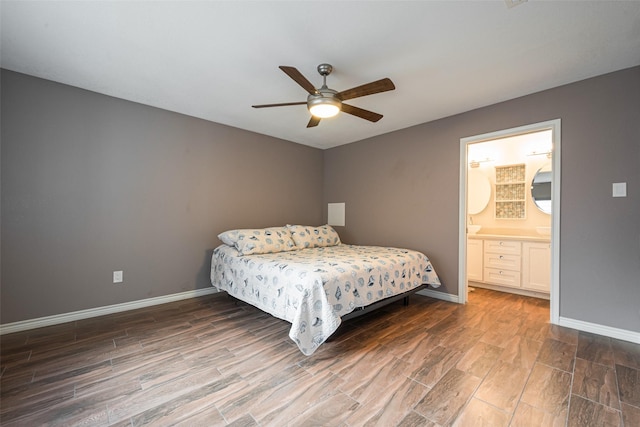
[469,157,493,168]
[504,0,527,8]
[527,150,552,158]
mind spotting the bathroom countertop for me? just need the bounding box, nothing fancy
[467,233,550,242]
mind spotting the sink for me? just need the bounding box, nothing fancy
[467,225,482,234]
[536,226,551,236]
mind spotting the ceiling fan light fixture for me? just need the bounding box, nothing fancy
[308,94,342,118]
[309,102,340,118]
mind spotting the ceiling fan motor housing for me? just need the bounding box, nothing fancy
[317,63,333,76]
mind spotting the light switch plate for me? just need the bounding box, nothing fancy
[612,182,627,197]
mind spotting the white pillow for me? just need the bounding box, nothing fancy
[217,227,296,255]
[286,224,341,249]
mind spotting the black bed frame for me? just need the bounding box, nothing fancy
[324,283,429,341]
[339,283,429,322]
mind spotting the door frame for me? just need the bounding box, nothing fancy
[458,119,561,324]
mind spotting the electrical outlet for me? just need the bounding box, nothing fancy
[113,270,123,284]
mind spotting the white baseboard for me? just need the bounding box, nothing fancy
[417,288,461,303]
[468,282,550,300]
[558,316,640,344]
[6,287,636,345]
[0,287,220,335]
[415,289,640,345]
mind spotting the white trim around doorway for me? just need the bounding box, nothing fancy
[458,119,561,324]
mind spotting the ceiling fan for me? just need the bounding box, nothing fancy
[252,64,396,128]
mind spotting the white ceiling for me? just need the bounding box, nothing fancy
[2,1,639,149]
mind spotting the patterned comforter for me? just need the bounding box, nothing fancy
[210,244,441,355]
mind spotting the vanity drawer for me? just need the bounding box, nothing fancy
[484,253,521,271]
[484,267,521,288]
[484,240,521,255]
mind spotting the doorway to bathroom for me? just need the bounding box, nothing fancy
[458,120,560,324]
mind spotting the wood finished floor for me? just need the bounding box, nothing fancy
[1,288,639,426]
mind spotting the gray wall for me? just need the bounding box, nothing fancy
[1,69,324,324]
[3,67,639,334]
[324,66,640,334]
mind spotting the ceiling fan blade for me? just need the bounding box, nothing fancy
[252,101,307,108]
[337,78,395,101]
[307,116,321,128]
[279,66,317,95]
[341,104,383,122]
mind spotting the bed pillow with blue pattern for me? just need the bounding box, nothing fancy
[217,226,296,255]
[286,224,342,249]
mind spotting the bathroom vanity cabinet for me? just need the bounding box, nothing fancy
[521,241,552,292]
[467,235,550,297]
[484,239,522,288]
[467,238,483,282]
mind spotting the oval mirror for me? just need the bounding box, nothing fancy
[468,169,491,214]
[531,164,552,214]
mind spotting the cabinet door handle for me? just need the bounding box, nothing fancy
[499,255,504,259]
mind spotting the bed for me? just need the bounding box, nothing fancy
[210,225,441,355]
